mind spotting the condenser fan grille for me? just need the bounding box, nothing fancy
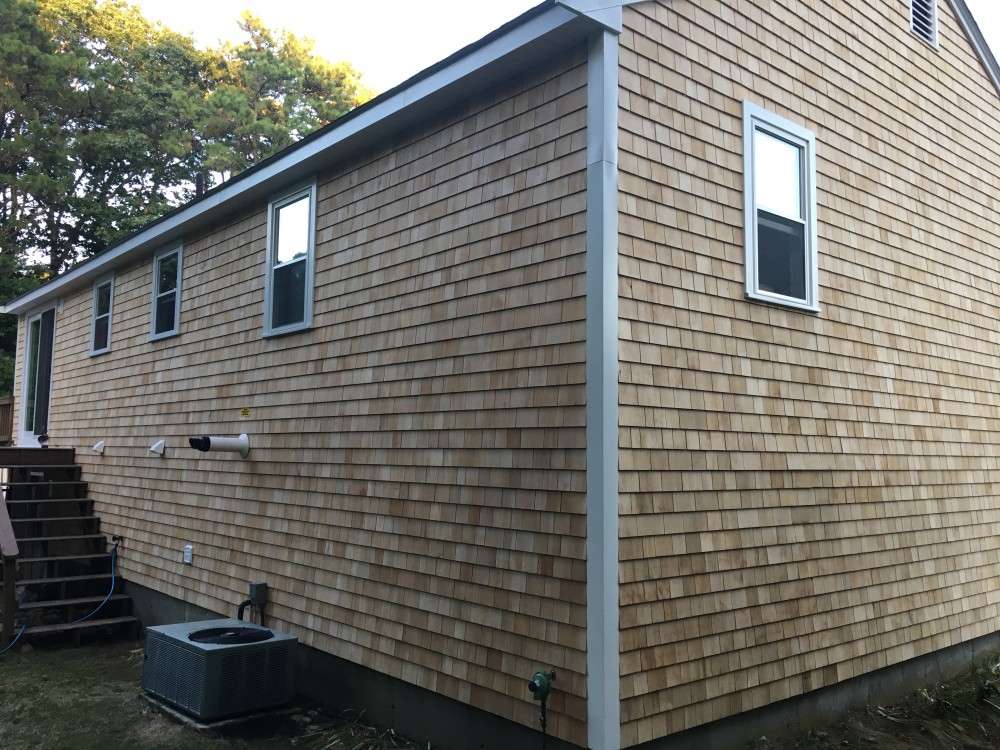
[143,618,297,721]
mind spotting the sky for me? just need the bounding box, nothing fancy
[131,0,1000,96]
[132,0,540,94]
[965,0,1000,59]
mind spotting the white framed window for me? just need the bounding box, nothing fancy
[911,0,938,47]
[90,274,114,355]
[743,102,819,312]
[150,243,182,340]
[264,180,316,336]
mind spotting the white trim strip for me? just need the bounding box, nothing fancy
[585,25,621,750]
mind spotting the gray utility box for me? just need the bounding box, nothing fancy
[143,618,297,721]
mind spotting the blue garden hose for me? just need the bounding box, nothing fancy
[73,541,118,623]
[1,538,120,654]
[0,625,25,655]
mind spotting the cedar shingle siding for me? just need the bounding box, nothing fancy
[618,0,1000,743]
[36,48,592,747]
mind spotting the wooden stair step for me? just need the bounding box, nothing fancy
[0,448,76,465]
[9,594,130,611]
[15,534,105,543]
[0,459,80,473]
[5,498,92,506]
[20,615,138,636]
[15,552,111,564]
[0,479,86,487]
[5,466,81,476]
[11,516,99,524]
[8,573,113,587]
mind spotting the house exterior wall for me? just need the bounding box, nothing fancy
[30,48,591,745]
[617,0,1000,745]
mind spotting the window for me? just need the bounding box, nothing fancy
[151,243,182,339]
[265,181,316,336]
[90,275,114,355]
[743,102,818,311]
[911,0,937,46]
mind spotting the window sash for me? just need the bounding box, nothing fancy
[265,182,315,336]
[151,246,181,339]
[743,102,818,311]
[91,278,113,354]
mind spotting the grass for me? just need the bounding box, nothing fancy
[11,636,1000,750]
[0,638,431,750]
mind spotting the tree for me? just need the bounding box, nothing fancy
[0,0,372,393]
[13,0,209,274]
[1,2,373,274]
[0,254,48,395]
[200,12,372,177]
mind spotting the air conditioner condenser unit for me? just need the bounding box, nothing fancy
[143,617,297,721]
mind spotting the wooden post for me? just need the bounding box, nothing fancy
[2,556,14,649]
[0,487,19,649]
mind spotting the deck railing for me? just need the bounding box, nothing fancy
[0,396,12,446]
[0,466,18,648]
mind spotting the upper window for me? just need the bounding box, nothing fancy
[911,0,938,47]
[265,181,316,336]
[151,243,182,340]
[743,102,818,312]
[90,275,114,355]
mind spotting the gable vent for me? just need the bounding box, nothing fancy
[911,0,938,46]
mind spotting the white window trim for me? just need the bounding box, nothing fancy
[743,101,819,312]
[89,274,114,356]
[911,0,939,48]
[150,242,183,341]
[264,179,316,337]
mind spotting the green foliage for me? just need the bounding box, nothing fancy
[201,12,373,177]
[0,254,47,396]
[0,0,373,395]
[1,0,373,275]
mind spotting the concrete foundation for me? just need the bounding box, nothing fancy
[632,629,1000,750]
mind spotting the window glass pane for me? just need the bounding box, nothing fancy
[275,196,310,265]
[93,315,109,351]
[96,283,112,316]
[157,253,178,294]
[271,258,306,329]
[754,130,801,219]
[154,293,176,335]
[24,319,40,431]
[757,210,806,300]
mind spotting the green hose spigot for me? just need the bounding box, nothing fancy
[527,669,556,702]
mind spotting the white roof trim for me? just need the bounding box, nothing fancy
[947,0,1000,97]
[4,1,610,316]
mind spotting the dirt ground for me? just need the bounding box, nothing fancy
[750,653,1000,750]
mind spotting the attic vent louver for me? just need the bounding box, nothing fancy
[911,0,938,46]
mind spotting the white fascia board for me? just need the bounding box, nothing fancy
[2,3,588,317]
[558,0,649,32]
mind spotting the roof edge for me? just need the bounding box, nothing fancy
[4,0,607,316]
[948,0,1000,97]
